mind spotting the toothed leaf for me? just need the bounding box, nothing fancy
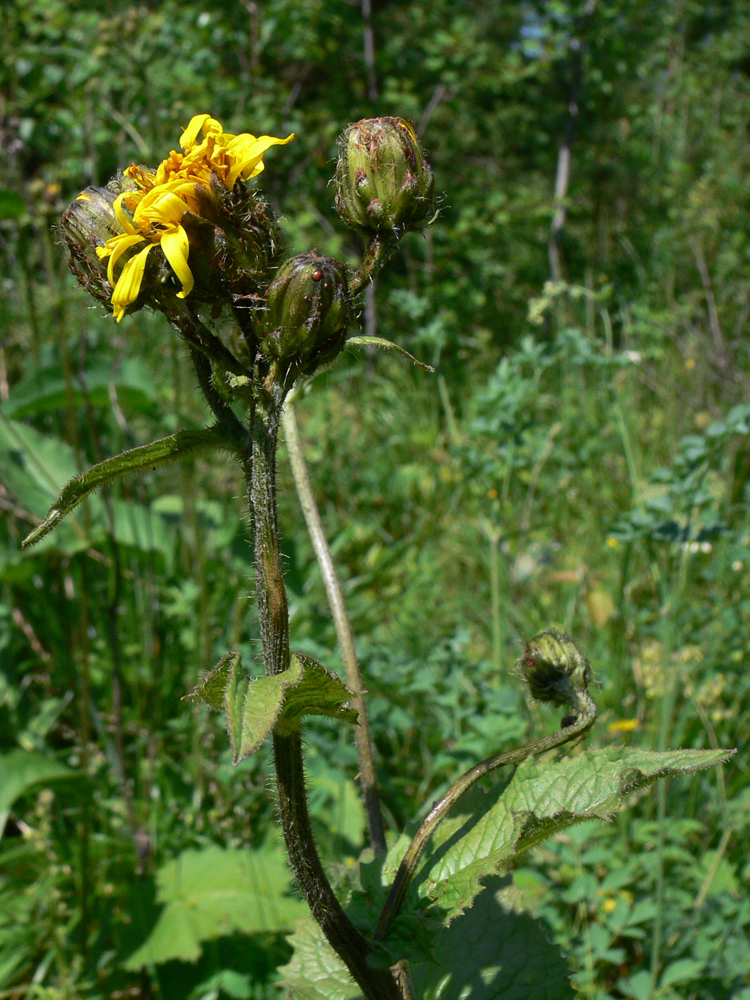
[383,747,735,927]
[185,651,357,764]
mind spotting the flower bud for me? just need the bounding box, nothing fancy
[258,253,351,373]
[519,626,592,708]
[60,180,132,310]
[334,117,435,237]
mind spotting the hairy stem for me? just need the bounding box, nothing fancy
[375,692,597,940]
[282,400,386,853]
[189,348,252,449]
[248,393,403,1000]
[350,233,399,297]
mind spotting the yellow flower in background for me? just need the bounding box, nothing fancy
[96,115,294,321]
[607,718,640,734]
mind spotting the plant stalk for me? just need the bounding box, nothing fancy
[350,234,399,297]
[375,691,597,940]
[282,400,386,854]
[247,392,402,1000]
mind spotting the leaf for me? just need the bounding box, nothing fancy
[280,876,573,1000]
[278,917,362,1000]
[0,750,79,833]
[347,336,435,371]
[22,426,228,548]
[392,747,734,923]
[123,842,307,969]
[659,958,705,988]
[184,651,358,764]
[1,358,159,420]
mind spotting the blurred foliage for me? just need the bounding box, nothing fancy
[1,0,750,996]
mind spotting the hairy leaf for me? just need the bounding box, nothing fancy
[347,336,435,371]
[280,876,573,1000]
[185,651,358,763]
[386,747,735,923]
[22,426,229,547]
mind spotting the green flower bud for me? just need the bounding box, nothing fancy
[259,253,351,374]
[334,117,435,237]
[519,626,592,709]
[60,180,131,310]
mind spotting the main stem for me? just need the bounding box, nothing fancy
[247,393,403,1000]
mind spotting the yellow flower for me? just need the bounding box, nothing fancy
[607,718,640,734]
[97,115,294,322]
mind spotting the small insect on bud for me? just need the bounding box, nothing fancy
[519,626,592,709]
[258,253,351,374]
[334,117,436,238]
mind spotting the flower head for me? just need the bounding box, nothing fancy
[334,117,435,237]
[95,115,294,321]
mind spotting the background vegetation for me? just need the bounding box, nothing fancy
[1,0,749,997]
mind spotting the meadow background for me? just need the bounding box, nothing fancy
[1,1,749,997]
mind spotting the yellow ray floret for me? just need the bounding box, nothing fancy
[96,115,294,322]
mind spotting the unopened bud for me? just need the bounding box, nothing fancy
[60,180,132,310]
[334,117,435,237]
[259,253,351,373]
[519,627,592,708]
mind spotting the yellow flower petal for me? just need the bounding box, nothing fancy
[226,133,295,187]
[180,114,213,150]
[111,244,153,322]
[159,225,194,298]
[113,192,140,234]
[99,233,148,287]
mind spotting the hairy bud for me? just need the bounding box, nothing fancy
[519,626,592,709]
[258,253,351,374]
[60,178,133,311]
[334,117,435,237]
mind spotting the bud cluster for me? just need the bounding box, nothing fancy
[60,113,435,379]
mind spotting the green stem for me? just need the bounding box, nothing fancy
[375,691,597,941]
[248,393,402,1000]
[350,233,399,296]
[189,348,252,449]
[282,400,386,854]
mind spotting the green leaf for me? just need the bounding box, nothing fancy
[0,189,25,220]
[280,876,573,1000]
[123,842,307,969]
[618,969,653,1000]
[0,750,79,836]
[347,336,435,371]
[0,417,80,518]
[22,426,228,548]
[1,358,158,420]
[278,917,361,1000]
[390,747,734,923]
[184,651,358,764]
[659,958,705,988]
